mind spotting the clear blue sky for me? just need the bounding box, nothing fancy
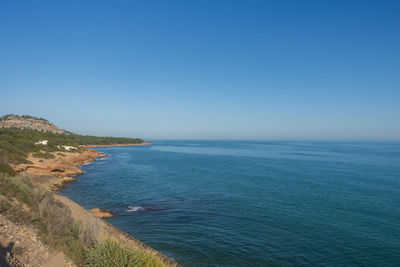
[1,0,399,140]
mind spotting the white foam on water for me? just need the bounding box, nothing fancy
[126,206,143,212]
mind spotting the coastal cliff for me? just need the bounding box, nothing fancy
[0,115,179,266]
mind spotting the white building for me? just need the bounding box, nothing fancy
[62,145,77,151]
[57,145,77,151]
[34,140,48,145]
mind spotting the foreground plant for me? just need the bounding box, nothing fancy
[85,239,163,267]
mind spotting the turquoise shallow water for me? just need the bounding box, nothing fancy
[61,141,400,266]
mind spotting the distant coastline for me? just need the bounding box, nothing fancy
[80,142,153,148]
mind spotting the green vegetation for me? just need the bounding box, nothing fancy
[0,127,143,150]
[85,239,163,267]
[0,175,36,207]
[0,120,161,266]
[0,173,164,266]
[0,163,17,176]
[0,173,85,264]
[0,199,35,225]
[0,127,144,175]
[32,151,56,159]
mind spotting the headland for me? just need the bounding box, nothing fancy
[0,114,179,266]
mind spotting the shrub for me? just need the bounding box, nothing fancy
[85,240,163,267]
[0,163,17,176]
[0,199,34,224]
[0,127,144,168]
[32,151,55,159]
[0,175,35,206]
[0,175,166,267]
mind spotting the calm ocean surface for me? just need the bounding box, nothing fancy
[61,141,400,266]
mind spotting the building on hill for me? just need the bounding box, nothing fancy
[34,140,48,145]
[58,145,77,151]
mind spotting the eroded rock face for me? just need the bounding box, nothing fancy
[0,114,66,134]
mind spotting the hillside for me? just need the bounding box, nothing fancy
[0,114,66,134]
[0,114,144,175]
[0,115,176,267]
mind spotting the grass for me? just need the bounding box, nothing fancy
[0,174,167,267]
[0,175,36,207]
[0,174,86,265]
[40,225,86,265]
[0,200,34,224]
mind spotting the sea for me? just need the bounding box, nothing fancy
[60,140,400,266]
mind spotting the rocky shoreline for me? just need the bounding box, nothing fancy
[12,149,107,193]
[9,145,180,267]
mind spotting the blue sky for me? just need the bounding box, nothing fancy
[1,0,399,140]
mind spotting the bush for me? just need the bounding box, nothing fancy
[0,199,34,224]
[0,175,166,267]
[0,163,17,176]
[0,127,144,168]
[0,175,35,206]
[85,240,163,267]
[32,151,55,159]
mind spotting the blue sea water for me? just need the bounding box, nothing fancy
[61,141,400,266]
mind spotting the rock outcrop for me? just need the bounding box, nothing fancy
[88,208,116,219]
[0,114,66,134]
[12,149,107,192]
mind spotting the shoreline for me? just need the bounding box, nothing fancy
[80,142,152,148]
[13,149,107,192]
[12,146,180,266]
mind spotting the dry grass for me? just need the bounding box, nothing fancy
[0,175,167,266]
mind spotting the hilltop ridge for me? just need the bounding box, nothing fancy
[0,114,66,134]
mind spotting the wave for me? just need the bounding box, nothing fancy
[126,206,144,212]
